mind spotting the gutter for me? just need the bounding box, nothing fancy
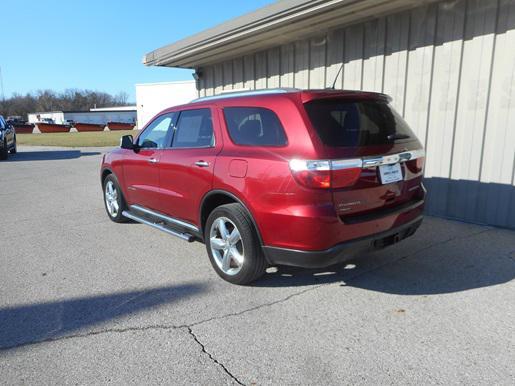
[143,0,359,67]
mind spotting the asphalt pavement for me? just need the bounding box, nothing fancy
[0,146,514,385]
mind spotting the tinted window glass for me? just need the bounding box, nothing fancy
[138,113,175,148]
[304,99,414,147]
[223,107,287,146]
[0,117,5,129]
[172,109,213,148]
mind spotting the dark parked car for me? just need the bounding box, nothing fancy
[100,89,426,284]
[0,115,17,160]
[6,116,26,125]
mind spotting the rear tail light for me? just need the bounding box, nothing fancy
[406,157,425,173]
[289,159,362,189]
[289,160,331,189]
[290,150,424,189]
[406,150,425,173]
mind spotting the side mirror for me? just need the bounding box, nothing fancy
[120,135,135,150]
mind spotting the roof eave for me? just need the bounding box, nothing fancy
[144,0,439,69]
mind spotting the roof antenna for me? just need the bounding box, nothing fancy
[330,63,344,90]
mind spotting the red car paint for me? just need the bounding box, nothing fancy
[101,89,425,258]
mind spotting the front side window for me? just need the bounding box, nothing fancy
[223,107,287,146]
[172,109,214,148]
[137,113,176,149]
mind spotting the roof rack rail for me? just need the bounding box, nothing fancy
[190,88,300,103]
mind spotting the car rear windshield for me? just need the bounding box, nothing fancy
[304,99,414,147]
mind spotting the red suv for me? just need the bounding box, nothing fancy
[101,89,425,284]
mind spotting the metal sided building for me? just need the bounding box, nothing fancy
[144,0,515,229]
[28,107,137,125]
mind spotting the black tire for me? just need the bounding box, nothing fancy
[9,137,17,154]
[205,203,266,285]
[0,140,7,160]
[102,174,129,223]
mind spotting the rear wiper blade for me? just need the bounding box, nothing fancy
[387,133,410,141]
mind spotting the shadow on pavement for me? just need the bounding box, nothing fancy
[256,236,515,295]
[0,283,205,351]
[5,150,100,162]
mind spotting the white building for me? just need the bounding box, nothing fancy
[143,0,515,230]
[27,107,137,125]
[135,80,197,128]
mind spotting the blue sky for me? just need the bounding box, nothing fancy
[0,0,274,101]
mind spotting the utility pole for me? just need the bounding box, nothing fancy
[0,65,4,101]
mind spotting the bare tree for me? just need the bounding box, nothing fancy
[0,89,134,120]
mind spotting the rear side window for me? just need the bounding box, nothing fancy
[172,109,214,148]
[223,107,287,146]
[304,99,414,147]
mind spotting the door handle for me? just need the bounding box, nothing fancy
[148,158,159,164]
[195,161,209,167]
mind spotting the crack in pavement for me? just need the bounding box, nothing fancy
[341,227,495,283]
[0,324,179,352]
[186,326,244,385]
[180,226,496,329]
[1,324,245,385]
[184,284,324,329]
[1,225,496,354]
[0,286,322,353]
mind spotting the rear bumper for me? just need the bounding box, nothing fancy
[263,215,423,268]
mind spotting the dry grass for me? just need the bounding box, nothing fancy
[17,130,138,147]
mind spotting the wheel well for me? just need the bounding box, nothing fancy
[200,193,237,232]
[101,169,112,184]
[200,191,264,246]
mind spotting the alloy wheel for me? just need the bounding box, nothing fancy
[209,217,244,275]
[104,180,119,217]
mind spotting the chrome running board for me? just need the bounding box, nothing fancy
[130,204,199,232]
[122,210,195,242]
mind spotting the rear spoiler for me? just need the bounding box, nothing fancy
[300,90,392,104]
